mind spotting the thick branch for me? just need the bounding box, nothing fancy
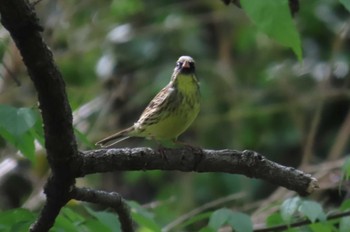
[79,148,318,196]
[0,0,80,168]
[0,0,81,231]
[29,177,71,231]
[71,187,134,232]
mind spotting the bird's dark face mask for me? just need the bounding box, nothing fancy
[177,61,195,75]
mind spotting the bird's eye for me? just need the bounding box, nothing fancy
[176,62,182,67]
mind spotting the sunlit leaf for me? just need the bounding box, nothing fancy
[266,212,284,226]
[309,222,333,232]
[240,0,302,60]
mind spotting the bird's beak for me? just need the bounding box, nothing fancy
[182,61,190,68]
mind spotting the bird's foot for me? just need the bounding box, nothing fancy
[156,144,170,161]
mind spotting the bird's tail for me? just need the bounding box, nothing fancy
[95,126,134,148]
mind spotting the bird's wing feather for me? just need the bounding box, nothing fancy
[136,83,175,127]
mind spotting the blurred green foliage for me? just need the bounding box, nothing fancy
[1,0,350,231]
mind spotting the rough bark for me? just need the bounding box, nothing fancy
[79,148,318,196]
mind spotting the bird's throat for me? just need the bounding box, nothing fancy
[174,73,199,94]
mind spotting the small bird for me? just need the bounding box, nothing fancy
[96,56,200,147]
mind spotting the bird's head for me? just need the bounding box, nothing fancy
[174,56,195,75]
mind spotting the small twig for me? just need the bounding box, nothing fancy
[163,192,246,232]
[254,210,350,232]
[71,187,134,232]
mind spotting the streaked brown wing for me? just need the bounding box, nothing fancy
[136,83,175,126]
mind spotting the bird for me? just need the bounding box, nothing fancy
[95,55,200,148]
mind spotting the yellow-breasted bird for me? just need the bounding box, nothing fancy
[95,55,200,147]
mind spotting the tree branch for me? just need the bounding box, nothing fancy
[0,0,82,231]
[71,187,134,232]
[79,148,319,196]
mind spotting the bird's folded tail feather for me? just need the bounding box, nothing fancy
[95,126,134,148]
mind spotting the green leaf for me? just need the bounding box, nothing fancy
[0,126,15,145]
[0,208,35,226]
[340,199,350,211]
[0,209,50,232]
[0,128,36,163]
[17,131,36,163]
[32,119,45,146]
[208,208,231,230]
[0,105,38,163]
[93,211,121,232]
[83,219,112,232]
[128,201,154,218]
[266,212,284,226]
[52,213,79,232]
[128,201,161,232]
[85,206,121,232]
[309,222,333,232]
[340,216,350,232]
[340,0,350,13]
[240,0,302,60]
[342,157,350,180]
[199,227,215,232]
[0,105,37,137]
[298,200,326,223]
[61,207,85,224]
[132,212,161,232]
[181,212,212,229]
[280,197,301,224]
[0,127,36,163]
[227,211,253,232]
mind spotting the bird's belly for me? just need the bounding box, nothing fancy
[143,101,200,140]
